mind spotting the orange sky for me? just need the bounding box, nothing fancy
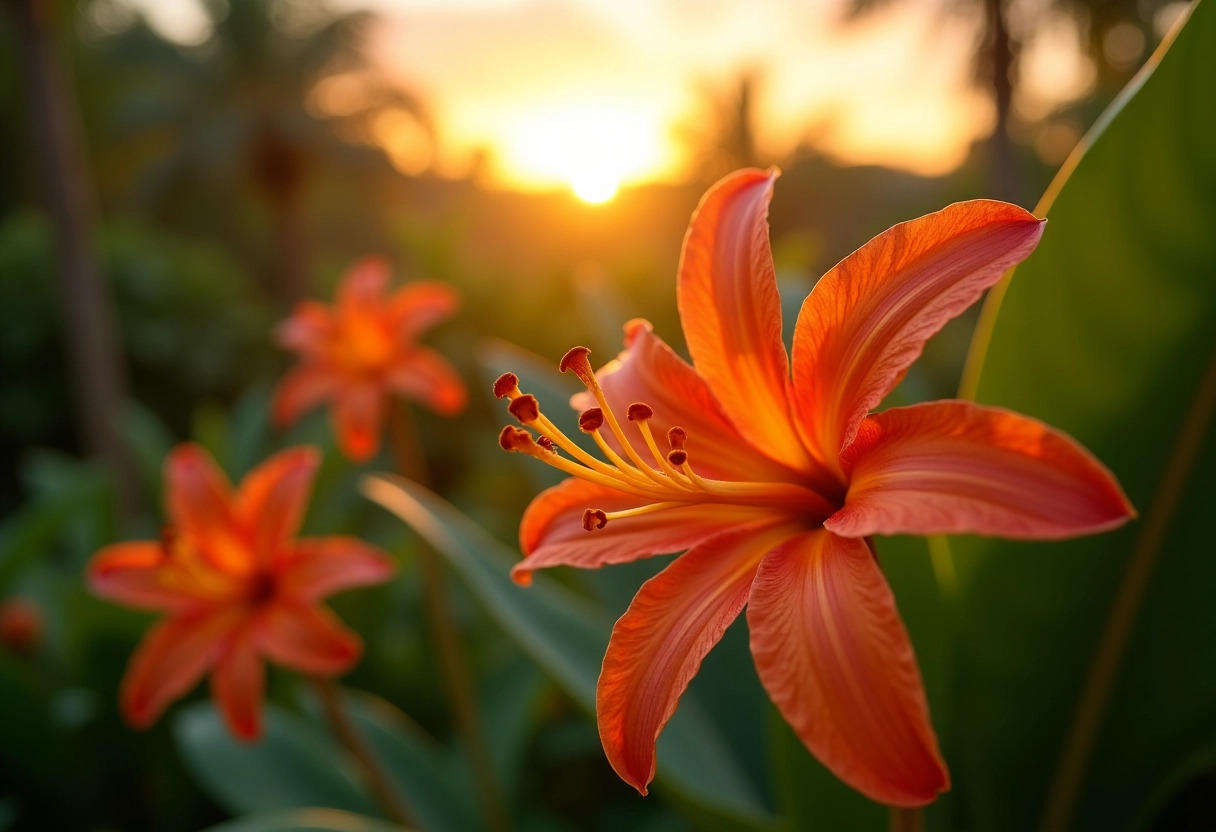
[127,0,1099,199]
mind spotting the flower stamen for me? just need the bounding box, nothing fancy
[493,372,521,399]
[593,501,689,528]
[504,393,626,480]
[499,426,667,501]
[496,350,838,521]
[579,408,654,487]
[582,508,608,530]
[560,347,668,483]
[629,405,697,487]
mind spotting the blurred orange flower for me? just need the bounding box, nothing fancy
[273,257,467,461]
[496,169,1134,806]
[88,444,394,740]
[0,597,43,654]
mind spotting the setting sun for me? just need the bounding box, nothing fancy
[500,104,671,202]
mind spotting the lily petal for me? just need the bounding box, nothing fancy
[234,446,321,562]
[791,200,1044,467]
[598,524,793,794]
[389,281,461,341]
[278,537,396,603]
[275,301,333,357]
[88,542,204,612]
[826,401,1135,539]
[572,320,800,482]
[337,256,391,318]
[257,602,362,675]
[386,346,467,416]
[120,607,245,729]
[333,382,384,462]
[676,168,810,468]
[747,530,949,807]
[211,630,264,741]
[165,444,249,574]
[272,364,339,428]
[513,477,770,586]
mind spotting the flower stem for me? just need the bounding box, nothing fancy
[312,676,416,828]
[889,807,924,832]
[389,401,509,832]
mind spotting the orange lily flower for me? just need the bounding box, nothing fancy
[273,257,467,461]
[88,444,394,740]
[495,169,1134,806]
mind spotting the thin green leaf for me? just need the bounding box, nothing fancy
[200,808,410,832]
[360,474,776,830]
[299,686,481,832]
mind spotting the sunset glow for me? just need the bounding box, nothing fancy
[500,105,672,202]
[134,0,1103,192]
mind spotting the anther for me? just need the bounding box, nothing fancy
[667,426,687,450]
[578,408,605,433]
[559,346,596,385]
[498,425,535,452]
[507,394,540,424]
[627,403,654,422]
[581,508,608,531]
[536,435,555,452]
[667,449,688,467]
[493,372,520,399]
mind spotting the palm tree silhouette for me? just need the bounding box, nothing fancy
[109,0,431,305]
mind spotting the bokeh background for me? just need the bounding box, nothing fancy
[0,0,1208,830]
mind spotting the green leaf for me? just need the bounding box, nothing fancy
[953,3,1216,830]
[118,400,175,502]
[200,808,409,832]
[173,702,379,818]
[299,686,481,832]
[360,474,776,830]
[479,659,546,798]
[0,453,114,592]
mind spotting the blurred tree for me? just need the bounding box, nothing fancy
[844,0,1181,202]
[682,71,764,180]
[100,0,431,306]
[4,0,137,516]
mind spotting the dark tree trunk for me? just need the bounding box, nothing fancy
[254,125,308,306]
[270,189,307,307]
[984,0,1022,203]
[7,0,138,516]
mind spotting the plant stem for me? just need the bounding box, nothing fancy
[889,807,924,832]
[312,676,416,828]
[389,401,509,832]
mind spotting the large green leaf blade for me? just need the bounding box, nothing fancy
[361,474,775,830]
[173,703,380,818]
[201,808,409,832]
[954,3,1216,830]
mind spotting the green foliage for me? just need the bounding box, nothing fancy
[950,3,1216,830]
[175,702,382,817]
[202,808,409,832]
[300,687,482,832]
[0,213,275,513]
[3,0,1213,829]
[361,475,775,831]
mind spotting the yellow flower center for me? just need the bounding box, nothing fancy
[494,346,837,529]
